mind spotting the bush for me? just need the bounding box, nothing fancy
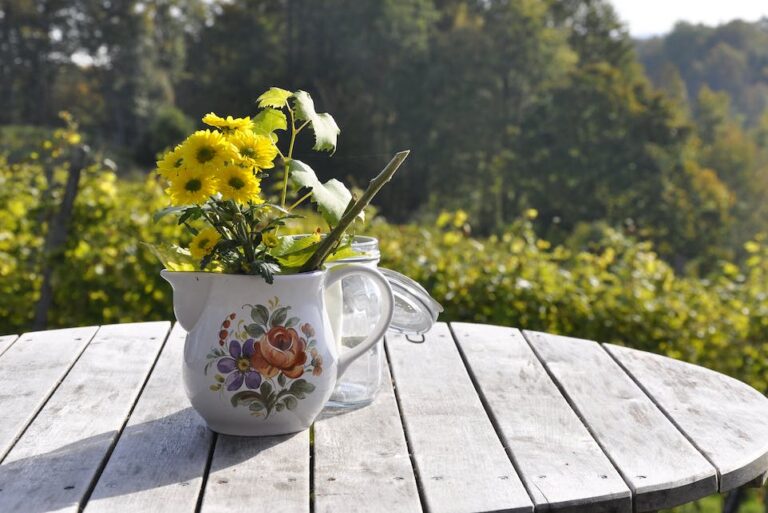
[2,133,767,394]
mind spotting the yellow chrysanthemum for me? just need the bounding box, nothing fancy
[262,232,278,248]
[189,228,221,261]
[166,170,218,205]
[217,167,264,204]
[156,145,185,179]
[202,113,252,133]
[179,130,237,173]
[230,131,278,170]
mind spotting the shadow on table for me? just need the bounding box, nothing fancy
[0,407,301,512]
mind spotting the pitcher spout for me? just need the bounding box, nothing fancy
[160,270,213,332]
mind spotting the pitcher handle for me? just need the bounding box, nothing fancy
[324,264,394,378]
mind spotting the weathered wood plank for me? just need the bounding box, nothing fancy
[0,326,98,461]
[314,361,422,513]
[387,323,533,513]
[85,323,212,513]
[0,335,18,357]
[0,322,170,513]
[525,331,717,512]
[200,431,309,513]
[605,343,768,492]
[452,323,631,513]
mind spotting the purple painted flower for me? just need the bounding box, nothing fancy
[216,339,262,391]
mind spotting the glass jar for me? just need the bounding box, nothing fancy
[326,236,442,409]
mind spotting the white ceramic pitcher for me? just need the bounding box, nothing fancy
[161,264,394,436]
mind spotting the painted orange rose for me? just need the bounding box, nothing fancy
[251,326,308,379]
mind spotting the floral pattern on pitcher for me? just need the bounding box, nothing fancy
[204,296,322,418]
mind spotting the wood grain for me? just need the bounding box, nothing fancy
[0,322,170,513]
[452,323,631,513]
[0,335,18,357]
[314,361,422,513]
[0,326,98,461]
[85,323,213,513]
[606,343,768,492]
[200,431,309,513]
[387,323,533,513]
[525,331,717,512]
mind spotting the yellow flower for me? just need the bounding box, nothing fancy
[453,209,468,228]
[179,130,236,173]
[156,145,185,179]
[262,232,278,248]
[166,170,218,205]
[202,113,252,133]
[230,131,278,170]
[190,228,221,261]
[218,167,264,204]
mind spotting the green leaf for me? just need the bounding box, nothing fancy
[251,304,269,325]
[230,391,261,407]
[285,316,300,328]
[326,244,362,263]
[245,323,266,338]
[251,108,287,135]
[257,87,292,108]
[143,243,197,271]
[260,381,273,398]
[275,403,285,412]
[249,402,265,412]
[270,306,290,327]
[277,373,286,387]
[289,160,361,226]
[289,378,315,399]
[153,205,187,223]
[292,90,340,153]
[284,395,298,410]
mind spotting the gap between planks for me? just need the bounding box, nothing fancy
[447,323,541,510]
[600,343,722,492]
[519,330,640,509]
[383,335,430,513]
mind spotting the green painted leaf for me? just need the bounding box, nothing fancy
[249,402,265,411]
[289,379,316,399]
[277,373,286,387]
[284,395,298,410]
[251,304,269,325]
[275,403,285,412]
[251,108,287,135]
[289,160,359,226]
[245,323,266,338]
[260,381,273,398]
[285,316,300,328]
[270,306,290,327]
[230,391,261,407]
[257,87,292,108]
[292,90,340,153]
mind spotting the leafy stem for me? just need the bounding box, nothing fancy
[300,150,410,272]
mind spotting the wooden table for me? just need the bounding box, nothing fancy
[1,322,767,513]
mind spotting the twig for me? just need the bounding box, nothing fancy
[299,150,410,272]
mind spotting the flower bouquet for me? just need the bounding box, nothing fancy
[153,88,408,436]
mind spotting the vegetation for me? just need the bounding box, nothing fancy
[2,3,768,509]
[4,1,768,273]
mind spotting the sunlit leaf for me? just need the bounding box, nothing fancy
[257,87,292,108]
[289,159,360,225]
[292,90,340,153]
[251,108,287,135]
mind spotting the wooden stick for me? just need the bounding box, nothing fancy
[299,150,409,272]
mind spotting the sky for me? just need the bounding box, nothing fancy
[610,0,768,38]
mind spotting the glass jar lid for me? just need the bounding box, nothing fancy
[379,267,443,335]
